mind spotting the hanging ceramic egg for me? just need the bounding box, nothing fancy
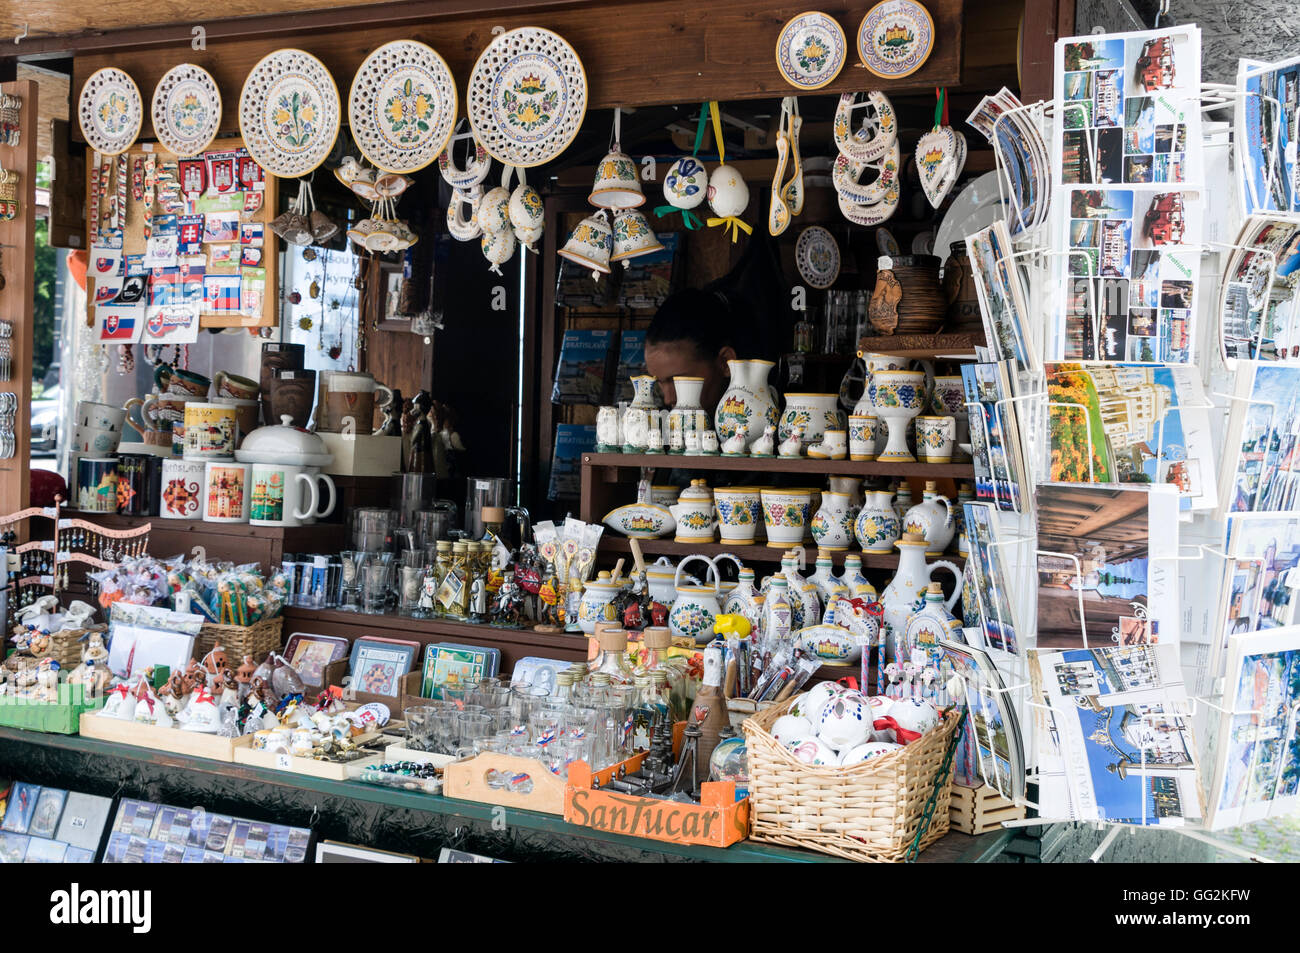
[477,187,512,235]
[514,224,544,250]
[508,184,545,230]
[662,156,707,210]
[707,164,749,218]
[481,228,517,272]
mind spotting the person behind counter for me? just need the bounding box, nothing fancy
[643,289,744,412]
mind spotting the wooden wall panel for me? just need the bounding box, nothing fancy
[72,0,963,137]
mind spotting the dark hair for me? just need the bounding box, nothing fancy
[646,289,737,362]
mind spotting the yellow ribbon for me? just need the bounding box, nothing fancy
[710,101,725,163]
[707,216,753,243]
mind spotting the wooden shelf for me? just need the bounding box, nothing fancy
[857,332,986,358]
[596,535,968,571]
[582,453,974,480]
[78,512,346,547]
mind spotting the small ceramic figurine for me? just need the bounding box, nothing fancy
[35,659,60,702]
[490,572,525,627]
[750,423,776,457]
[778,424,804,459]
[720,432,748,456]
[375,388,404,437]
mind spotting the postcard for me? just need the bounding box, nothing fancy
[25,838,68,863]
[966,220,1039,374]
[1034,483,1179,649]
[1235,56,1300,216]
[941,638,1026,801]
[1045,363,1217,510]
[0,833,30,863]
[1055,26,1202,188]
[29,787,66,839]
[963,502,1023,654]
[1218,213,1300,365]
[1,781,39,833]
[1218,364,1300,514]
[1206,626,1300,829]
[55,792,113,852]
[1033,642,1201,824]
[1209,515,1300,683]
[962,361,1032,513]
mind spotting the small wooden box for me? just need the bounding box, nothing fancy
[949,782,1025,835]
[318,433,402,477]
[78,712,251,762]
[233,743,384,781]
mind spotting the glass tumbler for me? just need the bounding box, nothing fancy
[403,705,439,752]
[432,710,459,754]
[509,685,550,734]
[361,560,392,614]
[457,712,492,749]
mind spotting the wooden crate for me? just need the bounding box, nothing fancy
[949,782,1025,835]
[444,749,653,816]
[78,712,251,762]
[234,743,384,781]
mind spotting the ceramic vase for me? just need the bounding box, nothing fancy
[722,568,764,634]
[760,488,811,548]
[666,376,708,454]
[853,490,901,554]
[622,375,659,453]
[810,491,853,552]
[841,553,877,600]
[778,393,844,446]
[807,555,850,608]
[715,360,778,453]
[868,369,927,463]
[879,534,962,662]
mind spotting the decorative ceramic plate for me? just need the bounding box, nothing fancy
[349,40,457,174]
[796,226,841,289]
[151,64,221,157]
[79,67,143,156]
[775,11,848,90]
[857,0,935,79]
[239,48,340,178]
[603,503,675,539]
[466,26,587,168]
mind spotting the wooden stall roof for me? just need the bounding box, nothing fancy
[65,0,963,136]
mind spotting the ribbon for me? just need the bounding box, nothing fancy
[652,205,704,229]
[707,216,753,243]
[874,715,923,745]
[933,87,948,130]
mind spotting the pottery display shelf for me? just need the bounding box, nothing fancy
[596,535,964,572]
[580,452,974,479]
[856,331,986,360]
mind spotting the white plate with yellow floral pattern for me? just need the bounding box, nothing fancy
[466,26,587,169]
[349,40,457,175]
[239,48,340,178]
[151,64,222,157]
[796,225,840,289]
[79,67,143,156]
[856,0,935,79]
[776,11,847,91]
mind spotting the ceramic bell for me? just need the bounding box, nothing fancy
[590,147,645,209]
[707,164,750,218]
[610,209,664,267]
[558,212,613,279]
[477,186,513,235]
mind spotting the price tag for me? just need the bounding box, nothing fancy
[275,753,292,771]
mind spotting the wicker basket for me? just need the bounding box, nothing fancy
[742,697,961,862]
[46,625,107,670]
[194,616,283,665]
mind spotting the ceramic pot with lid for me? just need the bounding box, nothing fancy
[235,416,334,468]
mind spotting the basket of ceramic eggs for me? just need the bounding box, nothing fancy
[741,680,961,862]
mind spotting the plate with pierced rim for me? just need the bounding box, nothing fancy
[239,48,340,178]
[796,225,841,289]
[79,67,143,156]
[466,26,587,168]
[152,63,222,157]
[349,40,457,174]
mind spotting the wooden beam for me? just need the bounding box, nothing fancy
[1020,0,1075,102]
[70,0,964,137]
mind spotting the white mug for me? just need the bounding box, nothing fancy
[202,461,251,523]
[160,458,206,520]
[77,401,127,433]
[916,415,957,464]
[249,463,336,527]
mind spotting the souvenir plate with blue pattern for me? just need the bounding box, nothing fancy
[857,0,935,79]
[776,11,847,91]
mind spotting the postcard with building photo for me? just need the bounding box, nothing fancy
[1034,483,1179,649]
[1219,364,1300,514]
[1213,516,1300,667]
[965,220,1038,374]
[963,502,1023,654]
[1206,625,1300,829]
[963,362,1032,513]
[940,638,1026,800]
[1044,363,1217,509]
[1219,214,1300,364]
[1033,643,1202,824]
[1236,55,1300,216]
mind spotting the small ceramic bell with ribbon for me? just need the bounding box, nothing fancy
[703,101,752,244]
[558,210,613,280]
[610,208,665,267]
[590,109,644,209]
[915,88,967,209]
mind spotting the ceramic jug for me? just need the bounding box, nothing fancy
[722,567,764,634]
[807,554,850,607]
[669,478,717,543]
[903,481,955,556]
[810,491,854,551]
[880,532,962,661]
[778,393,843,446]
[669,555,723,645]
[666,376,708,454]
[902,582,962,671]
[578,571,624,636]
[841,553,878,600]
[714,359,778,452]
[853,490,901,554]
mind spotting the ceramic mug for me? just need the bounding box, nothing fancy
[849,414,877,461]
[116,453,161,516]
[75,458,119,513]
[183,402,237,459]
[213,397,261,444]
[71,425,120,455]
[715,487,761,544]
[203,461,251,523]
[76,400,127,433]
[268,368,316,430]
[318,371,394,434]
[760,488,812,548]
[127,393,194,436]
[213,370,261,401]
[916,415,957,464]
[160,458,206,519]
[156,364,211,398]
[249,463,326,526]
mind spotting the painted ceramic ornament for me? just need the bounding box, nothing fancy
[481,227,517,273]
[770,133,794,236]
[590,147,644,209]
[795,225,840,289]
[151,64,221,157]
[839,741,902,765]
[509,184,545,230]
[818,690,873,749]
[602,502,675,539]
[437,123,492,190]
[775,11,848,90]
[446,187,483,241]
[466,26,588,168]
[833,139,901,206]
[349,40,456,174]
[79,67,143,156]
[832,90,897,162]
[477,186,513,234]
[770,714,815,746]
[239,48,341,178]
[888,697,941,735]
[857,0,935,79]
[515,224,545,250]
[663,156,708,210]
[783,735,839,766]
[915,124,967,208]
[707,164,750,218]
[610,208,664,265]
[788,680,847,726]
[557,211,613,278]
[839,182,900,226]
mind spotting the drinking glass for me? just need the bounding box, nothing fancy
[457,712,492,748]
[402,705,439,752]
[361,561,392,614]
[509,685,549,732]
[529,712,561,748]
[473,684,511,710]
[442,685,471,710]
[431,710,459,754]
[398,565,424,615]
